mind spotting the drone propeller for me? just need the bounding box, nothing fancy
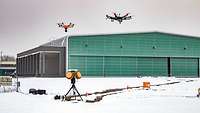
[57,23,61,27]
[106,15,110,19]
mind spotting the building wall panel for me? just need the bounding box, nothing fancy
[68,32,200,77]
[171,58,198,77]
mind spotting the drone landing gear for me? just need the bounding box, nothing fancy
[64,77,83,101]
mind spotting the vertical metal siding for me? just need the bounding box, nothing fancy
[68,32,200,77]
[171,58,198,77]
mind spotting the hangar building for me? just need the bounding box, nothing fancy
[68,32,200,77]
[17,31,200,77]
[16,38,66,77]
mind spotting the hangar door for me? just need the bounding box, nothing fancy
[69,56,168,77]
[43,53,60,76]
[171,58,198,77]
[136,57,168,76]
[104,57,168,76]
[104,57,137,76]
[103,57,167,76]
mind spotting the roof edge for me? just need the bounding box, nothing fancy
[68,31,200,39]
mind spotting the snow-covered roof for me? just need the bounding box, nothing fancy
[41,36,68,47]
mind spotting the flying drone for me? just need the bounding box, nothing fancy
[57,22,74,32]
[106,13,132,24]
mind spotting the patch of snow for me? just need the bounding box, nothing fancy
[0,77,200,113]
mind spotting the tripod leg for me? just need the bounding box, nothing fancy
[74,86,83,101]
[73,87,76,100]
[65,85,73,96]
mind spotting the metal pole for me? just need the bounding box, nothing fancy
[14,73,19,92]
[16,74,19,92]
[0,51,2,66]
[15,57,20,92]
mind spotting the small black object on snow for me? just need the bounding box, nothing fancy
[29,88,37,95]
[54,95,61,100]
[29,88,46,95]
[37,89,46,95]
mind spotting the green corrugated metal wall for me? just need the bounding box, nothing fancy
[68,32,200,77]
[69,56,168,77]
[171,58,198,77]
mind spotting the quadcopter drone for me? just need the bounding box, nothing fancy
[106,13,132,24]
[57,22,74,32]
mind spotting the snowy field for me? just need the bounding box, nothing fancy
[0,77,200,113]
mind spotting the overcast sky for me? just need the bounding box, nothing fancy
[0,0,200,57]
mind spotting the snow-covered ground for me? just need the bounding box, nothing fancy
[0,77,200,113]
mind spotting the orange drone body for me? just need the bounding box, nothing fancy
[57,22,74,32]
[63,25,70,29]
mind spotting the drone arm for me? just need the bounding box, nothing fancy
[113,13,117,17]
[122,15,132,20]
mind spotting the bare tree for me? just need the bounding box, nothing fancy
[0,52,16,61]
